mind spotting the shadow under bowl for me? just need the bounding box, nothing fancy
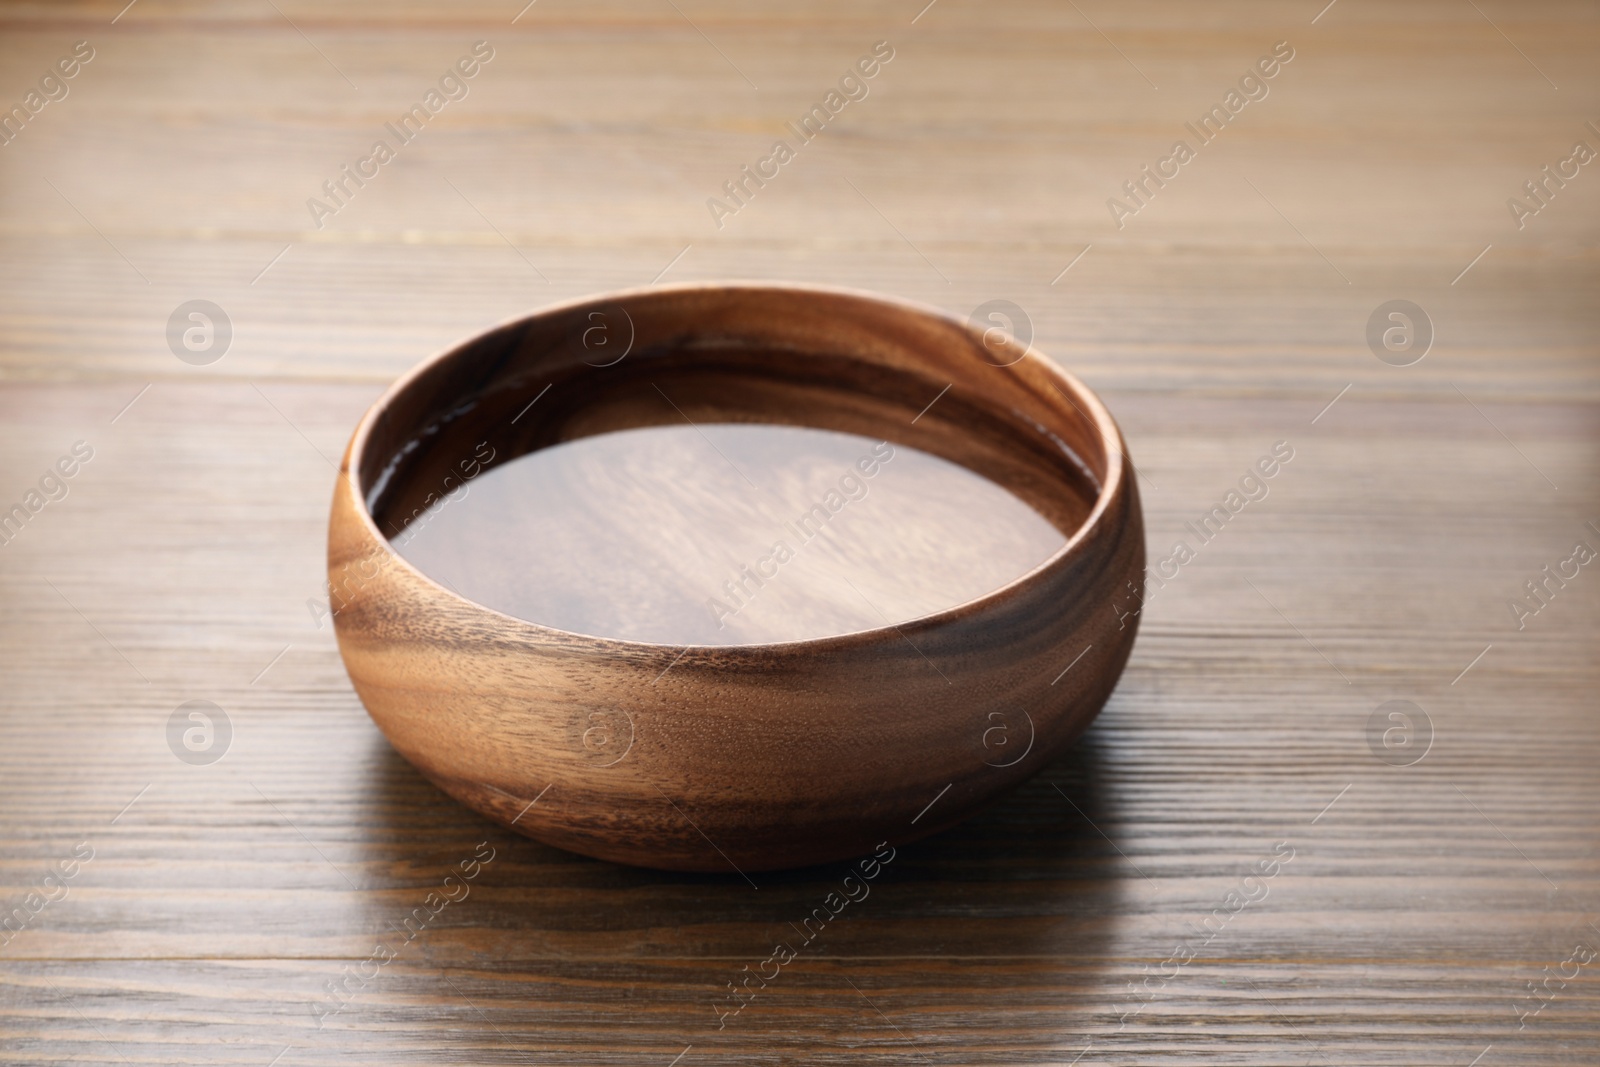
[328,282,1144,872]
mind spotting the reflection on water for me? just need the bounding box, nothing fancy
[392,423,1067,645]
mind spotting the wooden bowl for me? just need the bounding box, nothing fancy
[328,283,1144,872]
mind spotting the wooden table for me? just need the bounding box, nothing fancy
[2,1,1596,1063]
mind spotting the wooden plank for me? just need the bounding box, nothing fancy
[1,0,1597,1062]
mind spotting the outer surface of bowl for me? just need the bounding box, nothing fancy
[328,283,1144,872]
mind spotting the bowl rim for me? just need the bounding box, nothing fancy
[338,280,1131,654]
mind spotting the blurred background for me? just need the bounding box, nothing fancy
[1,1,1596,1063]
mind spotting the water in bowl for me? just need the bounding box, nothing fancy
[391,423,1068,646]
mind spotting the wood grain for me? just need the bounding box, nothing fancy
[327,284,1143,872]
[1,0,1597,1063]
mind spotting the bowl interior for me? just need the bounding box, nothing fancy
[352,286,1116,641]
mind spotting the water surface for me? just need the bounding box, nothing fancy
[392,423,1068,645]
